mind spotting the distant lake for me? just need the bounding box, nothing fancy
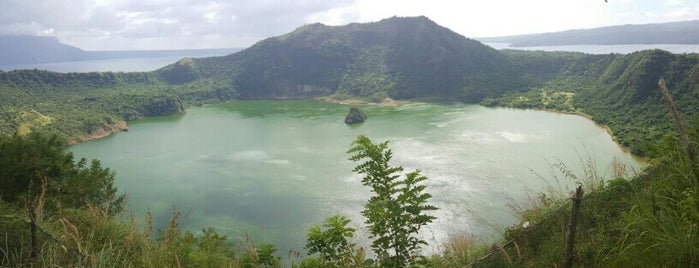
[0,56,189,73]
[487,43,699,54]
[69,100,644,256]
[0,48,238,73]
[3,44,698,74]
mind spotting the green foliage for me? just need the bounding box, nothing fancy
[191,16,522,101]
[0,133,124,213]
[3,16,699,267]
[157,57,201,84]
[305,215,359,267]
[488,49,699,156]
[608,126,699,266]
[4,19,698,153]
[428,235,490,267]
[0,207,238,267]
[241,243,281,268]
[335,48,396,98]
[0,69,225,141]
[470,120,699,267]
[348,135,438,266]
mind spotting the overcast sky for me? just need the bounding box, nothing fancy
[1,0,697,50]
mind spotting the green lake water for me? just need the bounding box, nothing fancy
[69,100,644,255]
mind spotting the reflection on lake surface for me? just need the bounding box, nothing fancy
[69,100,644,254]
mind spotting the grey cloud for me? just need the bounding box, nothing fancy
[0,0,356,49]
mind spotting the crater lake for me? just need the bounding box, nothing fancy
[69,100,644,255]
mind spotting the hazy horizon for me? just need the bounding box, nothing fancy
[1,0,697,50]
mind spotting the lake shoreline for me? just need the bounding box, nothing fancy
[485,105,647,161]
[66,120,129,145]
[65,97,644,164]
[69,99,645,256]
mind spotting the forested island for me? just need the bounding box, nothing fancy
[1,16,699,266]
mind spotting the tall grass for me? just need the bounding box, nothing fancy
[601,78,699,266]
[428,234,491,267]
[0,205,243,267]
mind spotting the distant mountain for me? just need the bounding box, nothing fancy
[163,16,524,101]
[84,49,239,60]
[479,20,699,46]
[0,35,239,65]
[0,35,86,64]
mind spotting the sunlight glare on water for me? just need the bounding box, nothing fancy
[69,100,644,255]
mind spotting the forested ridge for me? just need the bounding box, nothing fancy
[2,17,698,155]
[2,16,699,266]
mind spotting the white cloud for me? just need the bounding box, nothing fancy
[665,7,699,19]
[664,0,685,6]
[307,0,614,37]
[1,0,697,50]
[0,22,50,36]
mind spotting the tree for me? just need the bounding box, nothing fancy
[347,135,438,266]
[305,215,360,267]
[0,133,124,214]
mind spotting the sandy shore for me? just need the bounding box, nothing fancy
[67,120,128,145]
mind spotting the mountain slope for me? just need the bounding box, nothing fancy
[167,16,524,101]
[1,16,699,156]
[480,20,699,46]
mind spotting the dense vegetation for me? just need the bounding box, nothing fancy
[0,69,237,143]
[483,49,699,155]
[2,16,698,157]
[181,16,522,101]
[2,16,699,266]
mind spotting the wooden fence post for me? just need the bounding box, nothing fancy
[28,205,38,259]
[564,186,584,268]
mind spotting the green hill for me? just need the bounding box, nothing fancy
[168,16,522,101]
[156,18,699,156]
[1,16,698,155]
